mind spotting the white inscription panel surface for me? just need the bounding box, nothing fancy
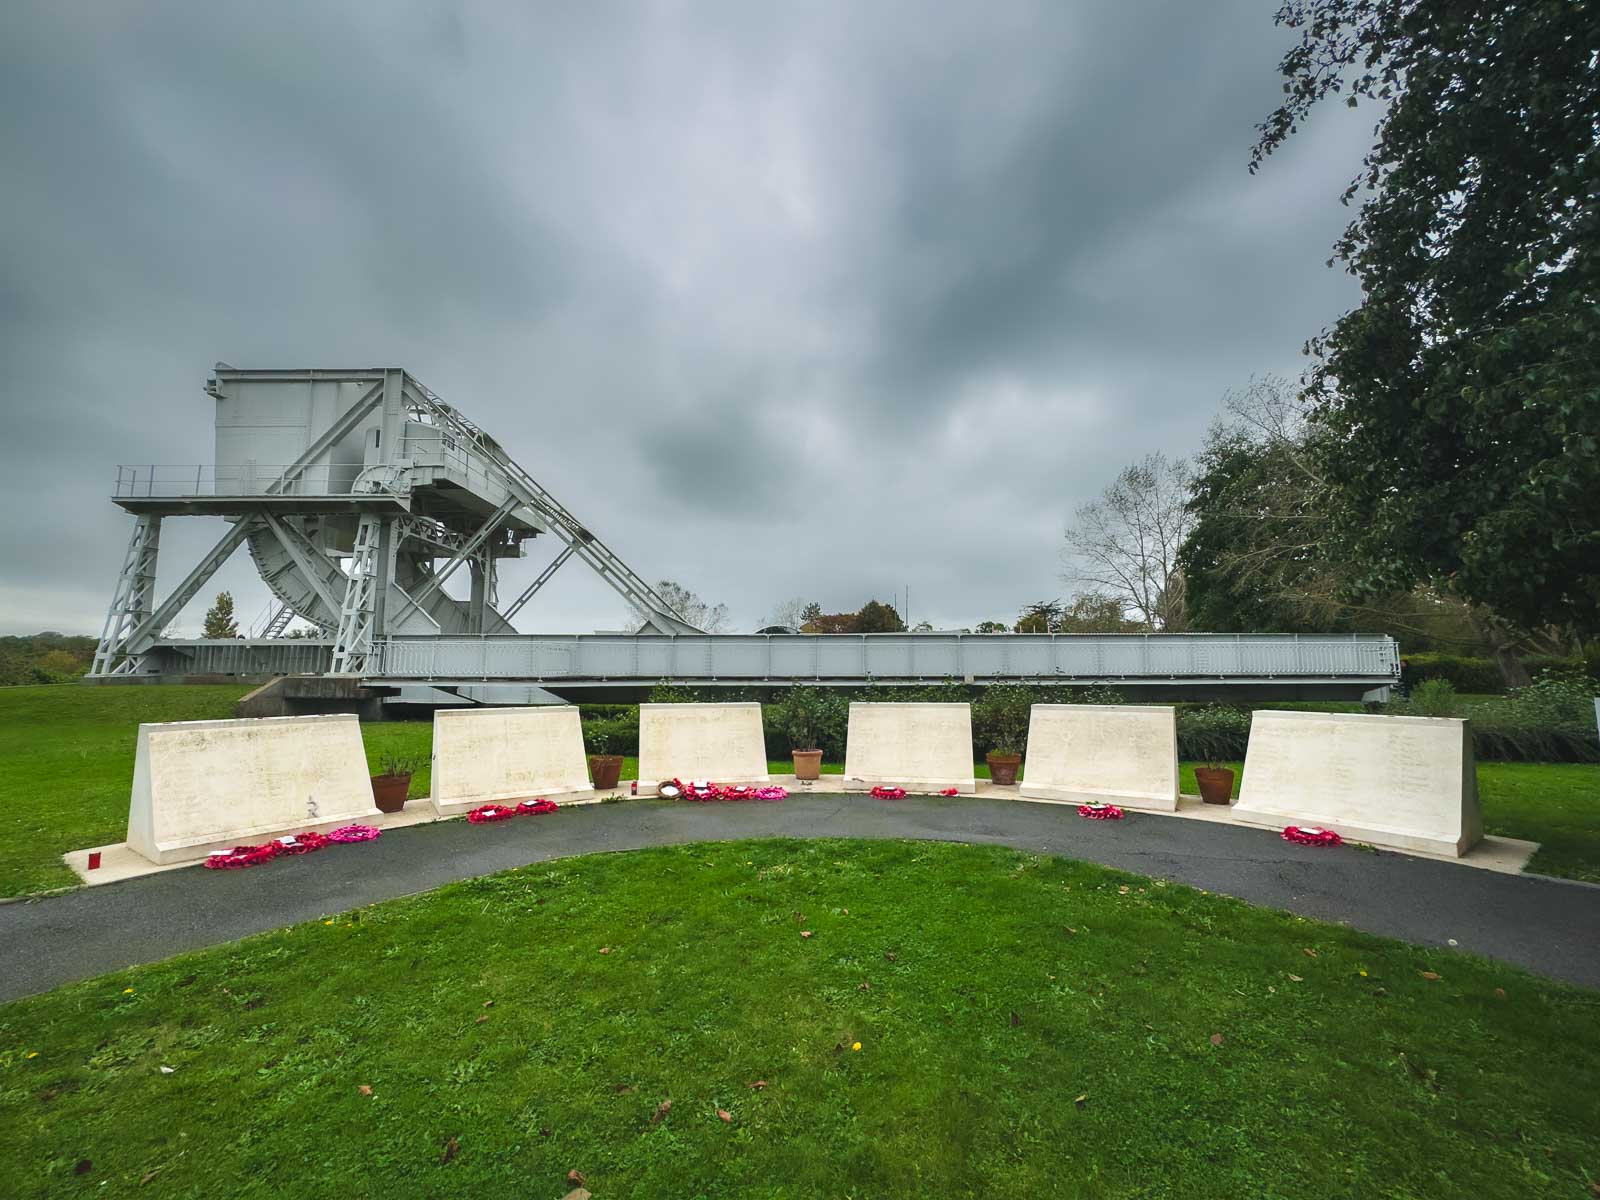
[1019,705,1177,810]
[843,703,975,793]
[1235,710,1481,856]
[126,715,374,865]
[637,703,770,787]
[431,706,591,815]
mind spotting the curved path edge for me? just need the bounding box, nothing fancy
[3,794,1597,1002]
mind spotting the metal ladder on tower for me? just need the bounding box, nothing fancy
[330,515,383,674]
[91,514,162,675]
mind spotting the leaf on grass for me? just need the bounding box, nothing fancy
[74,1160,92,1176]
[614,1083,636,1094]
[358,1084,373,1096]
[800,930,813,939]
[858,980,871,991]
[1493,987,1507,1000]
[1287,974,1303,982]
[1065,927,1077,936]
[1010,1011,1021,1027]
[1302,948,1318,958]
[1420,971,1441,981]
[884,951,898,961]
[748,1080,768,1090]
[440,1135,459,1165]
[718,1109,732,1123]
[1118,885,1130,895]
[567,1168,587,1186]
[651,1099,672,1125]
[1210,1033,1224,1047]
[140,1169,161,1186]
[598,947,612,955]
[483,999,494,1008]
[1074,1094,1088,1110]
[475,1014,489,1024]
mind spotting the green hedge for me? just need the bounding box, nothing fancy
[1400,654,1505,693]
[585,683,1599,766]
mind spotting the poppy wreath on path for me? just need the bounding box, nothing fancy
[517,798,560,816]
[672,779,788,802]
[326,824,382,843]
[275,831,331,855]
[204,842,283,870]
[1077,803,1125,820]
[939,788,960,796]
[466,804,519,824]
[870,786,907,800]
[1282,825,1343,847]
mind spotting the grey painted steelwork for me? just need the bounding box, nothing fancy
[92,364,1403,696]
[91,366,701,676]
[127,631,1401,690]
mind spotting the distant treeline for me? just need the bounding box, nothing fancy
[0,633,96,686]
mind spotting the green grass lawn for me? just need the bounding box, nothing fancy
[3,838,1597,1198]
[2,685,1596,896]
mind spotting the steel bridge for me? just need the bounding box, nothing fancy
[125,631,1401,698]
[90,365,1401,701]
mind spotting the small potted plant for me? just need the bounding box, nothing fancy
[587,725,624,791]
[781,686,825,781]
[980,685,1030,787]
[1194,757,1236,806]
[371,750,423,813]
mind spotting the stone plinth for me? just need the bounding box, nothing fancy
[1234,710,1482,856]
[843,702,975,793]
[127,714,375,865]
[637,703,770,789]
[1018,704,1178,810]
[431,705,592,817]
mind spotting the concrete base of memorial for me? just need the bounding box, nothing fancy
[1160,795,1537,874]
[65,788,621,887]
[65,777,1538,888]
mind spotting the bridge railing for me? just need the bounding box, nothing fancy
[372,632,1401,684]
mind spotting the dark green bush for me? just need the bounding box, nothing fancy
[1176,704,1252,764]
[1399,654,1504,693]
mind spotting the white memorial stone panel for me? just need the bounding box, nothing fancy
[431,706,592,816]
[1019,704,1178,810]
[843,702,975,793]
[126,714,375,865]
[1234,710,1481,856]
[637,703,770,788]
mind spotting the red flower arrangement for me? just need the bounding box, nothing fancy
[466,804,518,824]
[203,825,381,869]
[1077,803,1124,820]
[1281,825,1343,847]
[204,842,282,870]
[517,798,560,816]
[671,779,788,802]
[326,824,382,843]
[870,786,907,800]
[275,831,331,855]
[939,787,960,796]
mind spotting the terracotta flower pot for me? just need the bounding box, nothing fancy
[1195,766,1236,806]
[792,749,823,781]
[589,754,623,791]
[986,751,1022,787]
[370,773,411,814]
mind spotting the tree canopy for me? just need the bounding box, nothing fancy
[1254,0,1600,634]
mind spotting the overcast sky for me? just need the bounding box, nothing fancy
[0,1,1367,638]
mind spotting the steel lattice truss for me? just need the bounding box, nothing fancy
[92,367,699,676]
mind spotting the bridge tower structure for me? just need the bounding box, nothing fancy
[90,366,698,677]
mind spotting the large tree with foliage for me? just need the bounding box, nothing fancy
[1255,0,1600,635]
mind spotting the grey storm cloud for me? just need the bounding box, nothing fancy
[0,1,1368,636]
